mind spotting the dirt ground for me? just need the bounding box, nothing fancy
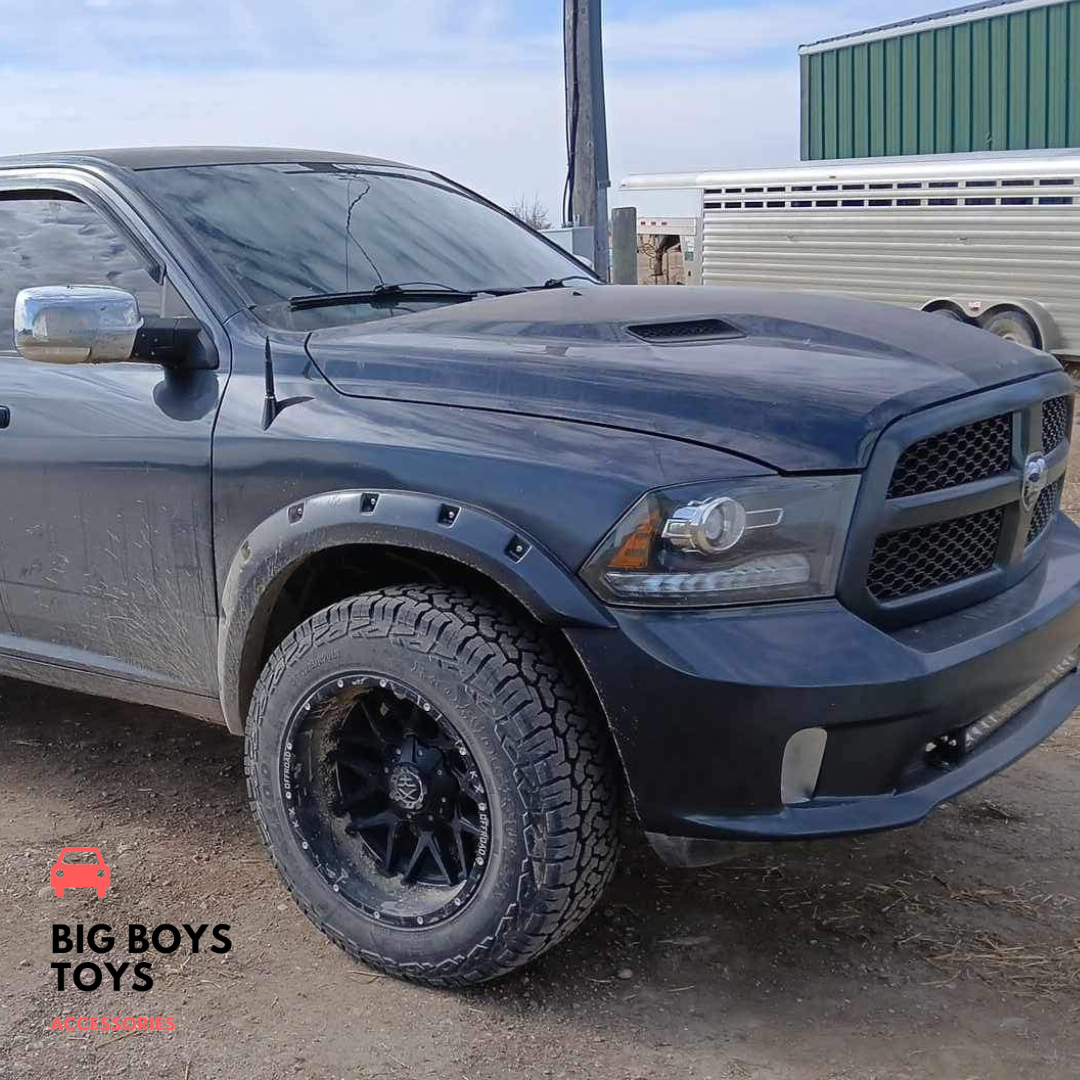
[2,416,1080,1080]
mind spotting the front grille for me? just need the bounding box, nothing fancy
[849,386,1072,624]
[1028,477,1065,544]
[1043,396,1071,452]
[887,413,1012,499]
[867,506,1005,602]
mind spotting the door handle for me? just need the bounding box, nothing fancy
[0,407,10,429]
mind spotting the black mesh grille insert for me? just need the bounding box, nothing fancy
[627,319,741,343]
[867,506,1005,602]
[888,414,1012,499]
[1042,396,1072,453]
[1028,478,1065,544]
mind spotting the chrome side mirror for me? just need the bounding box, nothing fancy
[14,285,142,364]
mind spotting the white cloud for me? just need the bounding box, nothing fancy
[3,67,567,202]
[4,61,798,217]
[0,0,946,68]
[0,1,935,220]
[0,0,544,68]
[602,1,942,62]
[608,64,798,214]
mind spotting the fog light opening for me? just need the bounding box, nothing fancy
[781,727,828,805]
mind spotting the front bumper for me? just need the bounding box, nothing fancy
[567,513,1080,863]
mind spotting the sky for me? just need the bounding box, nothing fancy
[2,1,942,218]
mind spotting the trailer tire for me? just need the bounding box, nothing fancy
[926,304,966,323]
[980,308,1041,349]
[245,585,620,987]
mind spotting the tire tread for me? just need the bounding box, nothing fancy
[244,585,619,987]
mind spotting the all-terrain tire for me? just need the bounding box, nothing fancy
[244,585,620,987]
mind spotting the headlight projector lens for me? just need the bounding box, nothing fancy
[662,497,747,554]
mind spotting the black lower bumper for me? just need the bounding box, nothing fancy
[568,514,1080,861]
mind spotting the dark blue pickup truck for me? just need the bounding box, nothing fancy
[1,147,1077,986]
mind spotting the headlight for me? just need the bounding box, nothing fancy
[97,869,105,878]
[55,868,64,878]
[581,475,859,608]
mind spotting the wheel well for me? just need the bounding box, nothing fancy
[256,544,533,672]
[921,300,969,321]
[239,545,616,772]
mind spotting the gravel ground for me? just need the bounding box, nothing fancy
[1,412,1079,1080]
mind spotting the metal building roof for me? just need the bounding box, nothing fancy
[799,0,1061,55]
[621,148,1080,192]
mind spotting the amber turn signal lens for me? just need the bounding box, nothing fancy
[607,512,659,570]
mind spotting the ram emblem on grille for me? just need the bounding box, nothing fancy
[1022,452,1050,512]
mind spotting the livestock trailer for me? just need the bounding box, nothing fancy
[622,149,1080,365]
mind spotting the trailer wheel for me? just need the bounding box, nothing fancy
[927,305,966,323]
[980,308,1041,349]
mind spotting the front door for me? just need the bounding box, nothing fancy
[0,190,222,692]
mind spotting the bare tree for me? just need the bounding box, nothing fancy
[510,194,553,231]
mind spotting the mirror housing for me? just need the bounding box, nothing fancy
[14,285,142,364]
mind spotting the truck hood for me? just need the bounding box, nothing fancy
[305,285,1060,472]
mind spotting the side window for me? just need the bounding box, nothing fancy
[0,194,188,352]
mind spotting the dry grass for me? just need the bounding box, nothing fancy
[1043,721,1080,760]
[916,934,1080,996]
[886,880,1080,998]
[944,881,1077,916]
[684,857,1080,999]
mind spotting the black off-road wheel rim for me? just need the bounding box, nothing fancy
[282,674,492,929]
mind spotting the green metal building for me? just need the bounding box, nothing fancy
[800,0,1080,160]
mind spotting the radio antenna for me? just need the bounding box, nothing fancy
[262,336,281,430]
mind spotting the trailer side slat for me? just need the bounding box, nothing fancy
[689,152,1080,360]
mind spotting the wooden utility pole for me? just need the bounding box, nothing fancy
[563,0,610,280]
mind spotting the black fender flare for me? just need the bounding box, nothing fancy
[216,489,615,733]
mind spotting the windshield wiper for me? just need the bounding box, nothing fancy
[525,275,600,291]
[289,282,493,311]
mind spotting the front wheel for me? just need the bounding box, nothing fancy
[245,586,619,987]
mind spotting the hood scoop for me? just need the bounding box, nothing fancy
[627,317,744,344]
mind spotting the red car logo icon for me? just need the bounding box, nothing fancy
[51,847,110,898]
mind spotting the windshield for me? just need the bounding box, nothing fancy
[135,162,596,330]
[59,850,101,864]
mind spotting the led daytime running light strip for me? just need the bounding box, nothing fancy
[603,553,811,596]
